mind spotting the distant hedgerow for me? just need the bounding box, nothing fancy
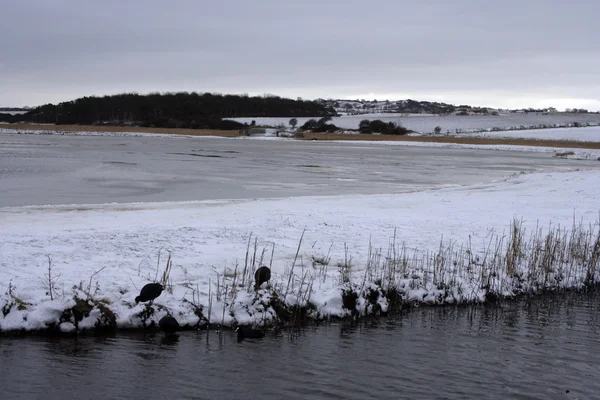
[301,116,339,132]
[359,119,408,135]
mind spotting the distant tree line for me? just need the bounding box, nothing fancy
[358,119,408,135]
[298,117,409,135]
[0,92,336,129]
[300,116,339,132]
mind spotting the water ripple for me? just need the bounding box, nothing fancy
[1,292,599,400]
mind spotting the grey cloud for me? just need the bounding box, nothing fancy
[1,0,599,109]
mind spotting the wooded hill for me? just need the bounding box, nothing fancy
[0,92,336,129]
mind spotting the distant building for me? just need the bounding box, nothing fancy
[239,127,280,137]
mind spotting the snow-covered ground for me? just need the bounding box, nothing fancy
[0,110,28,115]
[227,113,600,133]
[463,126,600,142]
[315,138,600,161]
[1,169,599,333]
[0,127,225,139]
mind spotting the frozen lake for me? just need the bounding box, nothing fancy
[228,112,600,133]
[1,132,599,207]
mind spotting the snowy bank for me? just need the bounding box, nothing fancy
[0,127,228,140]
[1,170,599,334]
[464,126,600,142]
[317,137,600,160]
[227,113,600,133]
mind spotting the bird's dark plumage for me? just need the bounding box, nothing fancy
[135,283,164,303]
[159,315,180,335]
[236,326,265,342]
[254,266,271,289]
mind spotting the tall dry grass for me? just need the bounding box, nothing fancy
[190,216,600,329]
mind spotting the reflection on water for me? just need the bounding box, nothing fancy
[1,292,598,400]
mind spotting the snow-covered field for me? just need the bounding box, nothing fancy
[464,126,600,142]
[0,110,28,115]
[228,113,600,133]
[0,127,225,139]
[1,169,599,333]
[315,138,600,161]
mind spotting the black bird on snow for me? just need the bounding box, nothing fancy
[254,266,271,290]
[135,283,164,304]
[159,315,180,335]
[236,326,265,342]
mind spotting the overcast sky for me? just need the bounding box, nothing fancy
[1,0,599,110]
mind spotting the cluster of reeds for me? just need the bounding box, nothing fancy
[191,215,598,328]
[386,218,595,300]
[210,216,600,326]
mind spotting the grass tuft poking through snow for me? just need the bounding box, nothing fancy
[0,217,598,335]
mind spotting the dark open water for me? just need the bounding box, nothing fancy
[1,292,598,400]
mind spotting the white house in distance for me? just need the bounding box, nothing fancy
[240,127,281,137]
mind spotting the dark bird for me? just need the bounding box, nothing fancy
[159,315,180,335]
[236,326,265,342]
[254,266,271,289]
[135,283,164,304]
